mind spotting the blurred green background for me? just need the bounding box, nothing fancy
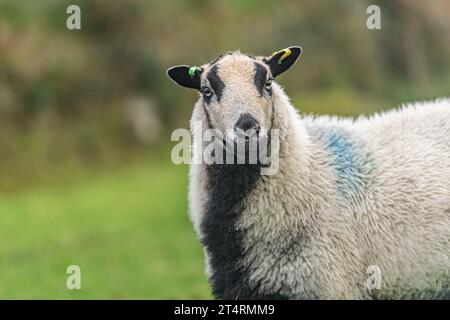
[0,0,449,299]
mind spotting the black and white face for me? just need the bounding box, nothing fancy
[199,54,274,142]
[167,46,302,144]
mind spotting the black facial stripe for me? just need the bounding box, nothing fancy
[254,62,268,95]
[206,65,225,102]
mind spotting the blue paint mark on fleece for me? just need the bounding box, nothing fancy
[323,131,364,201]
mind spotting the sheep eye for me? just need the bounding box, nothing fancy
[202,86,213,98]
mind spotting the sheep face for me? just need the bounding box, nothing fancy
[199,53,273,144]
[167,47,302,147]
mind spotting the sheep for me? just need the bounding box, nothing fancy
[167,46,450,299]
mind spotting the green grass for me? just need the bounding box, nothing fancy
[0,161,211,299]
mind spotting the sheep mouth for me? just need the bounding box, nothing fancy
[208,128,273,165]
[227,134,259,151]
[237,135,260,147]
[221,136,268,165]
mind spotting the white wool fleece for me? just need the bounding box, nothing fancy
[189,86,450,299]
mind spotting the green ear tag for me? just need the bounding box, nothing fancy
[188,66,200,78]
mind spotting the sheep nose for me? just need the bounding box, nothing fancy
[235,114,260,135]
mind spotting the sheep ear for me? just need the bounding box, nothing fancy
[167,65,202,90]
[264,46,302,77]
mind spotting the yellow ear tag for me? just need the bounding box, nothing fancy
[272,48,292,65]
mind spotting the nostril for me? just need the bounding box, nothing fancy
[235,114,260,133]
[241,119,257,131]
